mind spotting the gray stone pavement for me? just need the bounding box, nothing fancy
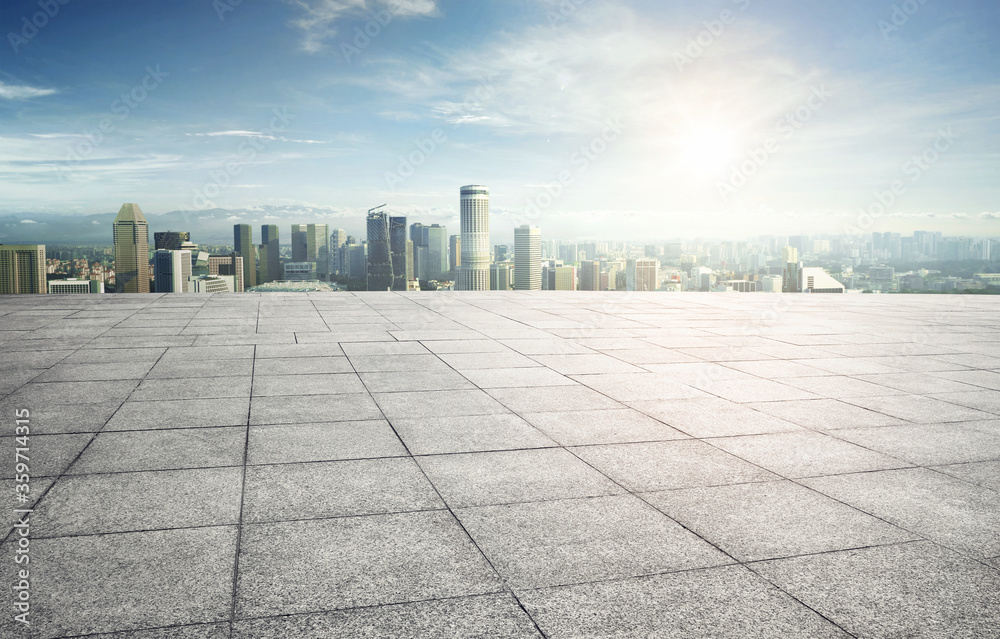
[1,291,998,638]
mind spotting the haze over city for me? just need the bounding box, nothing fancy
[2,0,999,242]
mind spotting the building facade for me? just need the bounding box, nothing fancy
[154,249,191,293]
[459,185,490,290]
[0,244,46,294]
[390,216,409,291]
[514,225,541,291]
[367,207,393,291]
[261,225,280,283]
[113,203,150,293]
[234,224,256,289]
[153,231,190,251]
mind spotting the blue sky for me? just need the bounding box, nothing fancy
[1,0,998,241]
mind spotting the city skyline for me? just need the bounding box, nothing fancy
[1,0,998,240]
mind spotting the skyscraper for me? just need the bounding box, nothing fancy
[153,231,190,251]
[514,225,541,291]
[330,228,347,275]
[153,249,191,293]
[449,234,461,275]
[291,224,308,262]
[0,244,46,294]
[459,185,489,291]
[113,203,150,293]
[308,224,329,279]
[366,206,393,291]
[209,254,244,292]
[234,224,256,289]
[261,225,280,283]
[389,216,409,291]
[625,258,658,292]
[427,224,448,280]
[579,260,600,291]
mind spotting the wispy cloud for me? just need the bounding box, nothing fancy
[0,81,58,100]
[285,0,438,53]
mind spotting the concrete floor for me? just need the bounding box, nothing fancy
[1,291,999,638]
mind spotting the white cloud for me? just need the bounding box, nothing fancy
[285,0,438,53]
[0,81,58,100]
[21,219,37,223]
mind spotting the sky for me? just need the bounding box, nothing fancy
[1,0,998,242]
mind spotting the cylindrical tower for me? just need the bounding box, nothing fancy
[459,185,490,291]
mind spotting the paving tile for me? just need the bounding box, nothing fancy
[33,467,242,537]
[802,468,1000,558]
[131,376,251,401]
[373,389,510,419]
[248,420,406,464]
[797,357,902,375]
[423,339,513,354]
[530,353,646,374]
[349,354,451,373]
[519,564,850,639]
[752,542,1000,639]
[0,526,236,639]
[340,341,430,356]
[455,494,729,589]
[147,358,254,379]
[67,427,245,474]
[700,377,855,402]
[252,373,365,397]
[7,380,139,405]
[568,373,706,402]
[436,351,543,370]
[645,480,917,562]
[844,394,996,423]
[498,338,596,355]
[931,460,1000,492]
[62,622,232,638]
[419,448,623,507]
[232,593,542,639]
[0,401,121,434]
[253,343,346,358]
[722,359,834,378]
[104,398,250,430]
[0,433,92,478]
[360,369,476,392]
[251,393,384,424]
[392,413,555,455]
[744,398,904,430]
[252,356,354,375]
[641,361,756,381]
[486,385,623,414]
[927,390,1000,415]
[931,369,1000,391]
[244,457,442,522]
[851,372,981,395]
[711,431,910,478]
[833,422,1000,466]
[1,476,54,536]
[159,345,255,361]
[573,440,778,491]
[522,408,688,446]
[235,510,502,618]
[628,397,804,437]
[33,361,156,382]
[459,366,575,389]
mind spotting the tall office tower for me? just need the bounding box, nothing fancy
[342,241,367,280]
[153,249,191,293]
[625,258,658,291]
[366,207,393,291]
[308,224,330,279]
[261,225,280,283]
[209,254,244,292]
[449,235,461,274]
[234,224,256,289]
[490,262,512,290]
[113,203,150,293]
[427,224,448,280]
[579,260,600,291]
[405,240,414,283]
[409,223,427,280]
[291,224,308,262]
[154,231,190,251]
[494,244,509,262]
[554,265,577,291]
[257,244,270,285]
[389,216,408,291]
[459,185,490,291]
[0,244,46,294]
[330,228,347,275]
[514,225,541,291]
[782,245,800,293]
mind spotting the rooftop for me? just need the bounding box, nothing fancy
[2,292,999,638]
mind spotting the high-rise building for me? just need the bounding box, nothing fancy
[554,265,577,291]
[626,258,658,291]
[308,224,330,279]
[209,254,244,292]
[490,262,512,290]
[0,244,46,294]
[449,235,461,274]
[261,225,280,283]
[514,225,541,291]
[459,185,490,291]
[234,224,256,289]
[154,249,191,293]
[427,224,448,280]
[153,231,190,251]
[579,260,600,291]
[330,229,347,275]
[367,206,393,291]
[291,224,308,262]
[113,203,150,293]
[389,216,409,291]
[782,246,801,293]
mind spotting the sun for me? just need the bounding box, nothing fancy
[676,122,741,177]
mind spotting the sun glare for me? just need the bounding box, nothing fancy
[677,123,741,177]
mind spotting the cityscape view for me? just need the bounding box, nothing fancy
[2,1,999,638]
